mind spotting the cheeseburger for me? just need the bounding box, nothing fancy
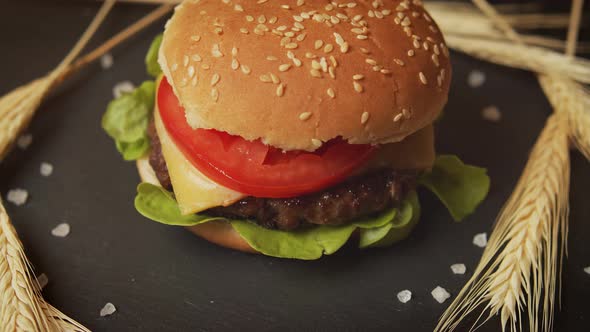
[102,0,489,259]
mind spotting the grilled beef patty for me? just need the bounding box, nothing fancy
[148,122,416,230]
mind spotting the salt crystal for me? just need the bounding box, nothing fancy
[40,162,53,177]
[7,189,28,206]
[450,263,466,275]
[431,286,451,303]
[467,70,486,88]
[100,302,116,317]
[36,273,49,290]
[473,232,487,248]
[396,290,412,303]
[51,223,70,238]
[584,266,590,275]
[112,81,135,98]
[16,134,33,150]
[100,53,114,69]
[482,105,502,122]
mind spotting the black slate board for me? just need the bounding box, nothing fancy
[1,2,589,331]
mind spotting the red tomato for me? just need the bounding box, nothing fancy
[157,77,375,198]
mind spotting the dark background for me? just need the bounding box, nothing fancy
[0,1,588,331]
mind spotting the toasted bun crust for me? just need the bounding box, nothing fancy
[159,0,451,151]
[136,157,258,254]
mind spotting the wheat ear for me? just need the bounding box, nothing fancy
[436,113,570,332]
[0,0,116,160]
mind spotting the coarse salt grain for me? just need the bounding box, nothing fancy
[397,290,412,303]
[40,162,53,177]
[450,263,466,275]
[112,81,135,98]
[431,286,451,304]
[51,223,70,238]
[467,70,486,88]
[100,303,117,317]
[17,134,33,150]
[100,53,114,69]
[36,273,49,290]
[584,266,590,275]
[473,232,487,248]
[7,189,28,206]
[482,105,502,122]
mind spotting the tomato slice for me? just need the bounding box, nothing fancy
[157,77,375,198]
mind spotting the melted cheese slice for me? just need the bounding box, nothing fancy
[154,108,246,215]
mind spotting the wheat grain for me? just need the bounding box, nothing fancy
[436,114,570,332]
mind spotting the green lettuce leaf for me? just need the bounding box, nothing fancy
[145,34,163,78]
[419,155,490,221]
[133,183,419,260]
[134,183,225,226]
[102,80,155,160]
[359,191,420,248]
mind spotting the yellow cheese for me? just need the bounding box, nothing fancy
[154,107,246,215]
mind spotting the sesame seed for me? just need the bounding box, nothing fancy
[361,112,370,124]
[311,60,321,70]
[351,28,364,34]
[407,50,415,57]
[401,17,411,26]
[393,113,403,122]
[375,11,384,19]
[246,15,254,21]
[368,10,375,18]
[210,73,220,86]
[211,88,219,101]
[327,88,335,98]
[260,74,272,82]
[323,44,334,53]
[267,55,278,61]
[214,27,223,35]
[311,139,322,148]
[241,64,251,74]
[429,25,438,33]
[201,63,210,70]
[353,14,362,21]
[285,31,295,37]
[314,40,323,49]
[191,54,202,62]
[340,43,349,53]
[276,83,285,97]
[212,44,223,57]
[328,67,335,79]
[231,59,239,70]
[433,44,440,55]
[402,108,411,118]
[431,54,440,67]
[413,39,421,49]
[394,17,401,24]
[424,12,432,22]
[270,73,280,84]
[353,81,363,93]
[423,42,429,51]
[333,32,344,45]
[190,35,201,42]
[234,4,243,11]
[281,4,291,10]
[293,58,302,67]
[258,15,266,23]
[257,0,268,3]
[297,0,305,6]
[279,64,292,72]
[353,74,364,80]
[277,25,288,31]
[269,16,278,24]
[365,58,377,65]
[183,55,189,67]
[359,47,369,54]
[419,72,428,85]
[240,28,249,34]
[329,56,337,67]
[285,43,298,49]
[382,9,391,15]
[232,47,238,57]
[372,65,382,72]
[357,35,368,40]
[380,69,391,75]
[299,112,312,120]
[187,66,195,78]
[310,69,322,78]
[305,52,316,59]
[296,33,307,42]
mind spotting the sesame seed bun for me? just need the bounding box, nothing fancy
[158,0,451,151]
[136,157,258,253]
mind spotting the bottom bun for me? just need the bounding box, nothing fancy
[136,157,258,254]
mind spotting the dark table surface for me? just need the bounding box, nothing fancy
[1,1,588,331]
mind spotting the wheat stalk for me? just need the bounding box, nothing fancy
[436,113,570,332]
